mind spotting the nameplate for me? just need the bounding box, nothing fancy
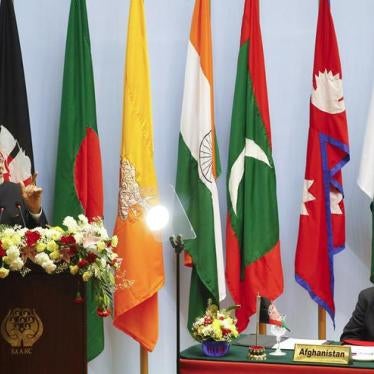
[293,344,351,365]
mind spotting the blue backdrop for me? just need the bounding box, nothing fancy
[13,0,374,373]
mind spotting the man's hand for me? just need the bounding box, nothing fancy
[20,173,43,214]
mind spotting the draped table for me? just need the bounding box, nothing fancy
[180,344,374,374]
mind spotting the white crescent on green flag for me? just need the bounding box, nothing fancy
[176,0,225,332]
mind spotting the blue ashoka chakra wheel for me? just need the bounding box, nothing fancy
[199,131,213,183]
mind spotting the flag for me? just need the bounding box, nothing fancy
[113,0,164,352]
[295,0,349,323]
[358,89,374,283]
[0,0,34,185]
[175,0,225,332]
[226,0,283,332]
[259,296,289,331]
[52,0,104,360]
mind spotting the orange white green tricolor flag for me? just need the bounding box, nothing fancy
[176,0,225,332]
[226,0,283,332]
[113,0,164,352]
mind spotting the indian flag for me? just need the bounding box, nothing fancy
[176,0,225,332]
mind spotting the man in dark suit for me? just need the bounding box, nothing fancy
[340,287,374,341]
[0,158,47,228]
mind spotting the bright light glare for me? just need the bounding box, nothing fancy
[146,205,170,231]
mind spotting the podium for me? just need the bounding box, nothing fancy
[0,269,87,374]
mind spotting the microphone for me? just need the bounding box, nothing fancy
[15,202,26,228]
[0,207,4,224]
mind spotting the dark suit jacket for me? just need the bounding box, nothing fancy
[0,181,47,228]
[340,287,374,341]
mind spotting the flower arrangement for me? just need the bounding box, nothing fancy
[192,300,239,343]
[0,215,121,317]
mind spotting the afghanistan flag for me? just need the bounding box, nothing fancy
[0,0,34,185]
[113,0,164,352]
[295,0,349,323]
[358,88,374,283]
[53,0,104,360]
[226,0,283,332]
[259,296,289,331]
[176,0,225,332]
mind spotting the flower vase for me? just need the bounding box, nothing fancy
[201,340,230,357]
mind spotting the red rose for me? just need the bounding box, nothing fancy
[68,246,78,256]
[25,230,41,247]
[97,308,111,317]
[221,327,231,336]
[204,316,213,326]
[0,242,5,258]
[86,252,97,264]
[77,259,89,268]
[60,235,76,245]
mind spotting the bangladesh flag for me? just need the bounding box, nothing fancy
[176,0,225,332]
[226,0,283,332]
[53,0,104,361]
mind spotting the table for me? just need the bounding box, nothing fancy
[180,345,374,374]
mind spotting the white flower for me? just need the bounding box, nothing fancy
[78,214,89,225]
[6,246,20,260]
[73,232,84,245]
[9,258,24,271]
[43,262,56,274]
[43,227,62,241]
[3,228,16,236]
[35,252,49,265]
[63,216,79,232]
[82,234,100,249]
[98,226,109,239]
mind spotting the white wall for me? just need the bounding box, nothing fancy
[13,0,374,373]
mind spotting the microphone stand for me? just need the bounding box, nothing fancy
[15,203,26,227]
[169,235,184,374]
[0,207,4,224]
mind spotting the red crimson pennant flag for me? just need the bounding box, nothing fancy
[295,0,350,323]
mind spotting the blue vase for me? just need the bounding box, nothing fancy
[201,340,230,357]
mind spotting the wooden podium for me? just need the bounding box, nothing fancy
[0,269,87,374]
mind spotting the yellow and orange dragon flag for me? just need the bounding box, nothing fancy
[113,0,164,351]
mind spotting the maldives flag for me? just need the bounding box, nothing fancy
[0,0,34,185]
[295,0,349,323]
[226,0,283,332]
[176,0,225,331]
[53,0,104,360]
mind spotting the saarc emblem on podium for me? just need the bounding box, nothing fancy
[1,308,43,353]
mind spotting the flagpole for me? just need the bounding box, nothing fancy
[318,306,326,339]
[259,323,266,335]
[140,347,148,374]
[170,235,184,374]
[255,294,261,345]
